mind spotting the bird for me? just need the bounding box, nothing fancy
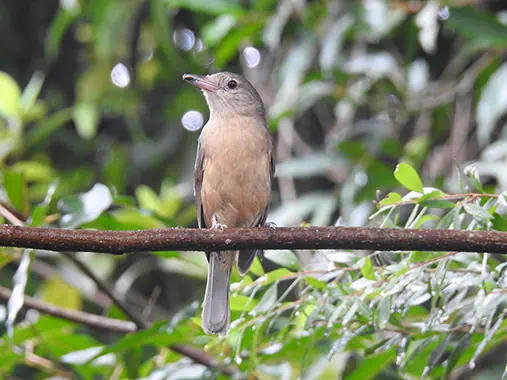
[183,72,274,335]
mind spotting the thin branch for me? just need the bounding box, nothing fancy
[2,225,507,254]
[60,251,149,329]
[0,203,24,226]
[0,285,137,333]
[0,286,239,377]
[379,192,498,208]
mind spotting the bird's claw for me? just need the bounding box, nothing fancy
[264,221,277,229]
[212,223,228,231]
[211,213,227,230]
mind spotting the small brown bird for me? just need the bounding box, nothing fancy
[183,72,273,335]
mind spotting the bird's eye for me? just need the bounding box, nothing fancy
[227,79,237,90]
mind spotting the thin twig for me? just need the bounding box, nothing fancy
[60,251,149,329]
[0,203,24,226]
[377,192,498,208]
[0,285,137,333]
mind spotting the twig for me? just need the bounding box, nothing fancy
[377,192,498,208]
[0,203,24,226]
[0,286,239,376]
[24,339,74,379]
[2,225,507,253]
[142,286,161,320]
[60,251,149,329]
[0,285,137,333]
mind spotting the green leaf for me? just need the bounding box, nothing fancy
[230,294,258,311]
[41,277,82,310]
[0,250,15,270]
[377,192,401,207]
[264,250,301,270]
[413,214,440,228]
[443,335,472,379]
[394,163,424,193]
[261,268,294,286]
[249,256,265,276]
[3,170,27,216]
[164,0,245,16]
[30,180,58,226]
[58,183,113,228]
[304,276,327,289]
[360,257,376,280]
[418,200,456,209]
[0,71,21,118]
[19,71,45,114]
[400,336,439,372]
[447,7,507,49]
[252,283,278,313]
[97,322,197,358]
[345,348,396,380]
[11,161,56,183]
[151,250,180,259]
[46,6,80,60]
[73,102,100,140]
[0,345,21,373]
[108,208,166,229]
[26,107,73,149]
[463,203,492,222]
[136,185,160,212]
[214,22,264,67]
[4,316,76,345]
[492,214,507,231]
[201,15,237,46]
[418,189,446,201]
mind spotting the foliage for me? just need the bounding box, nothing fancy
[2,0,507,379]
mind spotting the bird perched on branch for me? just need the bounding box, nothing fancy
[183,72,273,335]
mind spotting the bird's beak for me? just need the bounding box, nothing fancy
[182,74,219,93]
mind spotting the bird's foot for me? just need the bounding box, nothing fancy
[211,214,227,231]
[264,221,277,229]
[212,222,228,231]
[213,223,227,231]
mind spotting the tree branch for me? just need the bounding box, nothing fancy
[60,251,149,329]
[2,225,507,253]
[0,285,137,333]
[0,286,238,376]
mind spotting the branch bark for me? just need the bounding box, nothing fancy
[1,225,507,254]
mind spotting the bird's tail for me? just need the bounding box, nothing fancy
[202,252,231,335]
[237,249,261,275]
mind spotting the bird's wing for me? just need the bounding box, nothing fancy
[194,138,206,229]
[259,133,275,226]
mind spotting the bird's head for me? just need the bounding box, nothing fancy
[182,72,265,120]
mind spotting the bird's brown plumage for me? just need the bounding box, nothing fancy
[184,72,273,335]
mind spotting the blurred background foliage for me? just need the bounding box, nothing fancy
[3,0,507,378]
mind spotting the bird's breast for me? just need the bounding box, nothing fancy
[200,117,272,227]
